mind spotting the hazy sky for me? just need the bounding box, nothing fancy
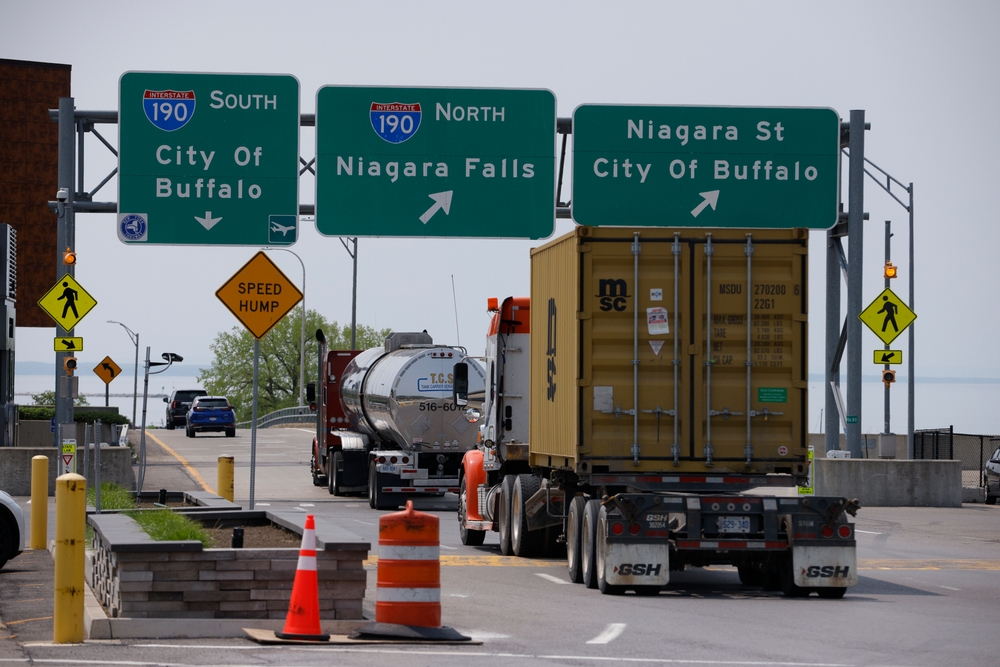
[3,1,999,431]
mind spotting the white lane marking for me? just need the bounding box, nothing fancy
[132,644,861,665]
[299,503,315,507]
[441,544,458,550]
[939,585,961,591]
[586,622,627,644]
[536,573,570,585]
[353,518,377,526]
[855,530,882,535]
[256,503,271,506]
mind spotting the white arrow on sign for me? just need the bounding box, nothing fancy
[195,211,223,230]
[690,190,720,218]
[419,191,453,224]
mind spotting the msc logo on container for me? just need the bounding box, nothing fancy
[803,565,851,578]
[613,563,663,576]
[596,278,630,312]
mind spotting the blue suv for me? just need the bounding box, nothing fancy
[185,396,236,438]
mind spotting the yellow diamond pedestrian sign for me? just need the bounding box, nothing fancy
[94,356,122,385]
[216,251,302,339]
[38,274,98,330]
[859,287,916,345]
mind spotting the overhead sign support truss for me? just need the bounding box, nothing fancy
[47,109,576,221]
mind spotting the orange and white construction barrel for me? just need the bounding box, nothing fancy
[375,500,441,628]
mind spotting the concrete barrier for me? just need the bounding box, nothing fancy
[814,458,962,507]
[18,420,119,448]
[0,446,134,495]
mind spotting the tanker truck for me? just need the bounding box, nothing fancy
[453,226,858,597]
[309,330,486,510]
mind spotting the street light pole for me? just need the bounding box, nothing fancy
[108,320,139,425]
[264,248,306,407]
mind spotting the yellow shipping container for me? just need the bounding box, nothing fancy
[530,226,809,478]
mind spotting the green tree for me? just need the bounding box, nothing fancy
[30,389,89,407]
[198,309,390,422]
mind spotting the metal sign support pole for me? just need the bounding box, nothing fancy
[54,97,75,448]
[249,339,259,510]
[907,185,915,459]
[884,221,891,435]
[846,110,866,458]
[825,227,842,454]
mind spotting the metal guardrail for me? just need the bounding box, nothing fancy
[236,405,317,430]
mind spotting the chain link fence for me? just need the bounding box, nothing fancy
[915,426,1000,487]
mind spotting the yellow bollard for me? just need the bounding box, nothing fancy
[30,455,49,550]
[218,456,235,502]
[53,473,86,644]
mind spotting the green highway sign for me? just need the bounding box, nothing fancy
[118,72,300,245]
[572,105,840,229]
[315,86,556,239]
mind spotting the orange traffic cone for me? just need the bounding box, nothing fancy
[275,514,330,641]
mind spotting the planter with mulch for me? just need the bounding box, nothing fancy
[88,510,369,623]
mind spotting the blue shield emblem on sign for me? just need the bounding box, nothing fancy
[370,102,421,144]
[143,90,196,131]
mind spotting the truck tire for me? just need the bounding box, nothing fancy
[596,504,626,595]
[511,475,543,557]
[566,495,586,584]
[458,478,486,546]
[581,499,600,589]
[816,586,847,599]
[779,554,810,597]
[369,462,402,511]
[738,565,764,587]
[498,475,515,556]
[329,451,344,496]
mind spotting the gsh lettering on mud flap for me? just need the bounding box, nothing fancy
[804,565,851,578]
[614,563,663,576]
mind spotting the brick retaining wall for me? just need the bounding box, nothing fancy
[89,512,369,620]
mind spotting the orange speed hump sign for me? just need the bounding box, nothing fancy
[216,251,303,339]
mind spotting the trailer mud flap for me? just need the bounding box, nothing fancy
[600,541,670,587]
[792,546,858,588]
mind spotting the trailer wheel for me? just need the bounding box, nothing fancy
[498,475,515,556]
[329,451,344,496]
[738,565,764,587]
[581,499,600,589]
[566,495,586,584]
[458,478,486,546]
[596,505,626,595]
[511,475,544,557]
[779,554,810,597]
[816,586,847,599]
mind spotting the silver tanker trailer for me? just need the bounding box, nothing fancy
[309,330,486,510]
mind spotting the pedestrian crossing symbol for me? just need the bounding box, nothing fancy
[859,287,916,345]
[38,274,98,330]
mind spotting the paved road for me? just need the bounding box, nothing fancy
[1,426,997,666]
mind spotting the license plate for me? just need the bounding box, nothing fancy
[209,417,217,421]
[719,516,751,533]
[379,464,399,475]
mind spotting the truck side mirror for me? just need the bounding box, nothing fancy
[306,382,316,403]
[453,362,469,407]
